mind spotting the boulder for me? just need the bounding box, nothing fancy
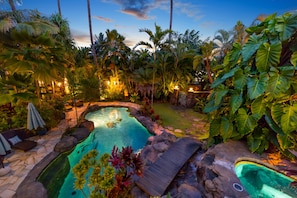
[54,136,77,153]
[79,120,94,132]
[151,132,176,145]
[177,184,202,198]
[196,141,258,198]
[71,127,90,141]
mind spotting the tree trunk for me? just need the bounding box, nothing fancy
[87,0,100,95]
[57,0,62,16]
[8,0,16,11]
[205,58,213,83]
[169,0,173,42]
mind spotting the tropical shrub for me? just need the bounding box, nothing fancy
[204,12,297,155]
[139,97,154,116]
[129,92,140,103]
[73,146,143,198]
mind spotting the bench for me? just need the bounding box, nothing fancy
[1,128,37,152]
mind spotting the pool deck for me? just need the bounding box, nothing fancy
[0,105,87,198]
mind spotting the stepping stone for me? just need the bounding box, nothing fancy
[174,129,183,133]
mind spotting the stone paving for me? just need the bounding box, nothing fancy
[0,105,88,198]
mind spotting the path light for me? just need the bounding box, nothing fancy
[174,85,179,105]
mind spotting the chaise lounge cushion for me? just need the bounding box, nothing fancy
[1,129,37,152]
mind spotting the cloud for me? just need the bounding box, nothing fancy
[71,29,91,47]
[104,0,168,20]
[104,0,204,21]
[93,16,113,23]
[174,1,204,21]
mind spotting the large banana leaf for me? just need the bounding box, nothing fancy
[234,68,248,90]
[203,99,220,113]
[275,13,297,41]
[214,84,228,106]
[251,95,267,119]
[236,108,258,135]
[211,66,239,88]
[209,118,221,137]
[223,42,241,67]
[267,67,290,96]
[277,134,295,150]
[265,113,284,135]
[281,103,297,134]
[241,35,262,62]
[290,51,297,67]
[220,116,234,141]
[256,42,282,72]
[247,73,268,100]
[230,91,243,114]
[271,103,284,127]
[247,128,269,153]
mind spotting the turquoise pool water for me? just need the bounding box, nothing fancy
[235,161,297,198]
[58,107,152,198]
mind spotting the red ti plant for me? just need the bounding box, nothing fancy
[109,146,143,197]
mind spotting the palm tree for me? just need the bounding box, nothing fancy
[134,24,171,104]
[0,13,65,102]
[233,21,247,45]
[86,0,99,69]
[169,0,173,42]
[212,29,233,60]
[0,0,22,11]
[177,29,202,51]
[57,0,62,16]
[193,41,215,84]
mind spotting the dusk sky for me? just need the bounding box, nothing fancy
[1,0,296,48]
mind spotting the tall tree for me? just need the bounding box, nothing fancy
[57,0,62,16]
[0,0,22,11]
[213,29,233,59]
[134,24,171,104]
[233,21,247,45]
[193,41,215,84]
[86,0,98,69]
[0,14,65,102]
[169,0,173,42]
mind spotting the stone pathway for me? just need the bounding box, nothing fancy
[0,105,88,198]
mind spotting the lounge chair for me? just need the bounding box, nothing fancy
[1,129,37,152]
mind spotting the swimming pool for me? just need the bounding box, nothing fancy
[41,107,152,198]
[235,160,297,198]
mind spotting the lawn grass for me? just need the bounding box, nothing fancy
[152,102,209,138]
[153,103,192,130]
[153,103,209,140]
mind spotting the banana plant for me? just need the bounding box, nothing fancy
[204,12,297,155]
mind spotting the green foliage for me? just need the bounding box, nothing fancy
[11,101,27,128]
[72,146,143,198]
[193,97,207,113]
[38,101,63,129]
[129,92,140,103]
[139,97,154,116]
[205,12,297,154]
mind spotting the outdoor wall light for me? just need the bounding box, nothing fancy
[188,87,194,92]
